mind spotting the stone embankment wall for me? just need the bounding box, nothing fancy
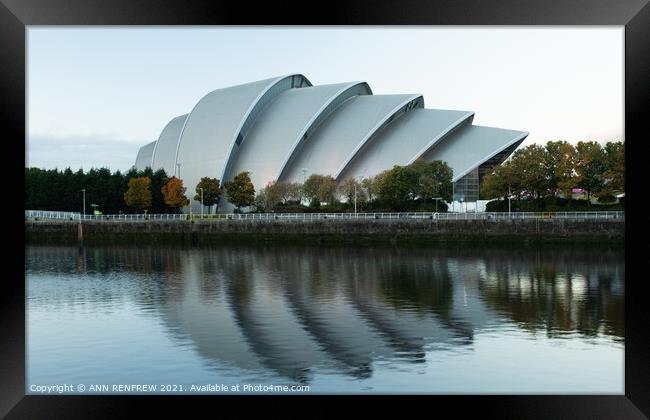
[25,218,625,246]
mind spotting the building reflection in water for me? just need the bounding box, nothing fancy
[26,245,624,381]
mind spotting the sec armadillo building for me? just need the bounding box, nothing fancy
[135,74,528,212]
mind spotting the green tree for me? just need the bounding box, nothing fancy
[25,166,130,213]
[303,174,337,205]
[108,169,129,214]
[254,187,273,213]
[309,197,321,210]
[284,182,303,204]
[370,171,390,203]
[149,169,170,213]
[337,177,367,207]
[124,176,152,211]
[255,181,302,212]
[253,193,267,212]
[543,141,566,193]
[481,160,517,200]
[373,160,453,210]
[555,142,579,202]
[510,144,549,199]
[161,177,189,211]
[194,177,222,214]
[25,167,48,210]
[95,167,112,212]
[575,141,606,202]
[542,141,578,201]
[123,167,140,213]
[360,177,376,202]
[55,168,83,212]
[375,165,418,209]
[408,159,453,203]
[224,171,256,210]
[602,141,624,194]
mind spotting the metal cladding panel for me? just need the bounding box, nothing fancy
[421,124,529,182]
[338,108,474,181]
[134,141,156,171]
[222,75,313,183]
[228,82,370,191]
[176,75,310,210]
[151,114,188,176]
[281,94,423,184]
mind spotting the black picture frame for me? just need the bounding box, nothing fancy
[3,0,648,417]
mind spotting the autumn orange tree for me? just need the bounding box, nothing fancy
[161,177,189,212]
[124,176,152,211]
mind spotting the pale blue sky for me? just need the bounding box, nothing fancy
[27,26,623,172]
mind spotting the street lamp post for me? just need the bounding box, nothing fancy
[199,187,204,218]
[301,168,307,205]
[354,175,363,215]
[432,180,442,213]
[452,182,455,212]
[81,189,86,217]
[508,184,511,217]
[432,197,442,212]
[175,163,188,216]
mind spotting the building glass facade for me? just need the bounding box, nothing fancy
[453,167,479,203]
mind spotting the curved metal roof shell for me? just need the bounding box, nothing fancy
[338,108,474,181]
[175,74,311,205]
[281,94,424,184]
[226,82,371,190]
[134,141,156,171]
[420,124,529,182]
[150,114,188,177]
[133,75,528,212]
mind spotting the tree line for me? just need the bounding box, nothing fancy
[255,159,453,213]
[26,140,623,214]
[25,159,454,214]
[481,140,624,210]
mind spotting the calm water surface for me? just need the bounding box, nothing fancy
[26,245,624,394]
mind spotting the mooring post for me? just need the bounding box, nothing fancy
[190,218,199,246]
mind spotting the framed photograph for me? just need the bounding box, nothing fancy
[5,0,648,417]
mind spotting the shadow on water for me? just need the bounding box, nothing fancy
[26,244,625,382]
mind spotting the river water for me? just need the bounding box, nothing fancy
[26,245,624,394]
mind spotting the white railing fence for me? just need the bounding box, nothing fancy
[25,210,81,220]
[26,210,625,222]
